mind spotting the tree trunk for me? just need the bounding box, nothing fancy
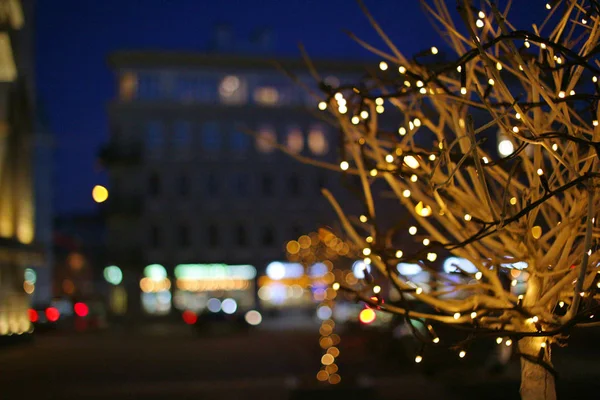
[518,337,556,400]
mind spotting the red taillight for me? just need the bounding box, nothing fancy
[182,310,198,325]
[74,302,89,317]
[46,307,60,322]
[28,309,38,323]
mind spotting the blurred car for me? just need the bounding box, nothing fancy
[181,306,263,335]
[28,305,62,333]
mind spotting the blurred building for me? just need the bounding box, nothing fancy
[103,49,368,315]
[0,0,52,336]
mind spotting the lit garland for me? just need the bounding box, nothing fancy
[299,0,600,395]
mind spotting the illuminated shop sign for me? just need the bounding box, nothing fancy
[174,264,256,280]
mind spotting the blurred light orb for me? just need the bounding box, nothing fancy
[103,265,123,285]
[266,262,286,280]
[352,260,371,279]
[245,310,262,326]
[316,305,333,320]
[221,298,237,314]
[182,310,198,325]
[92,185,109,203]
[359,308,376,324]
[207,298,222,313]
[498,139,514,156]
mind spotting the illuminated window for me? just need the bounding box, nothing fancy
[219,75,247,104]
[254,87,279,105]
[255,125,277,153]
[148,172,160,197]
[150,225,161,249]
[289,173,301,196]
[202,121,221,151]
[308,125,328,155]
[179,225,190,248]
[262,174,274,196]
[119,72,137,100]
[146,121,164,157]
[262,226,275,247]
[208,225,219,248]
[286,126,304,154]
[236,224,248,247]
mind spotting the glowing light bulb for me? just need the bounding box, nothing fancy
[570,90,575,96]
[532,226,542,239]
[505,339,513,346]
[559,301,565,307]
[332,282,340,290]
[408,226,417,235]
[532,316,539,323]
[413,118,422,127]
[399,66,406,74]
[594,76,598,83]
[419,88,427,94]
[373,285,381,294]
[512,126,519,133]
[340,161,349,171]
[537,168,544,176]
[351,116,360,125]
[476,19,484,28]
[379,61,388,71]
[454,313,461,320]
[594,120,599,127]
[541,43,547,50]
[92,185,109,203]
[433,337,440,344]
[427,253,437,262]
[362,248,372,256]
[431,46,438,55]
[488,78,495,85]
[482,157,489,164]
[318,101,327,110]
[385,154,394,163]
[496,337,503,344]
[404,155,420,169]
[475,271,483,280]
[470,311,477,318]
[456,65,462,72]
[510,197,517,205]
[410,174,418,182]
[423,238,430,246]
[478,11,485,18]
[416,80,424,88]
[459,350,466,358]
[402,189,411,198]
[409,121,414,130]
[541,342,547,349]
[404,80,411,87]
[498,139,514,156]
[464,214,472,221]
[366,236,373,243]
[546,3,551,9]
[558,91,565,98]
[359,215,367,223]
[515,112,521,119]
[399,127,407,136]
[496,62,502,70]
[360,110,369,119]
[364,257,371,265]
[460,87,467,95]
[415,355,423,363]
[395,250,403,258]
[376,105,384,114]
[369,169,378,177]
[375,97,384,106]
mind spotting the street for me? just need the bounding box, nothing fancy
[2,322,600,400]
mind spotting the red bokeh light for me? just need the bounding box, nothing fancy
[45,307,60,322]
[74,302,89,317]
[28,309,38,323]
[182,310,198,325]
[359,308,376,324]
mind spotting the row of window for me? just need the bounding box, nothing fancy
[120,71,343,107]
[140,120,330,157]
[149,223,304,250]
[145,171,329,198]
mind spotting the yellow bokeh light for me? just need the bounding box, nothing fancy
[92,185,109,203]
[316,370,329,381]
[531,226,542,239]
[328,374,341,384]
[321,354,335,365]
[286,240,300,254]
[327,347,340,358]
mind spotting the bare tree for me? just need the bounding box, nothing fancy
[293,1,600,399]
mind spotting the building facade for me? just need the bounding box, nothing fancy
[105,51,367,315]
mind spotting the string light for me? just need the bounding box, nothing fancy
[416,80,424,87]
[594,120,599,127]
[351,116,360,125]
[318,101,327,110]
[427,253,437,262]
[524,40,530,49]
[558,91,565,98]
[510,197,517,205]
[404,155,420,169]
[476,19,484,28]
[546,3,551,9]
[409,121,414,130]
[551,143,558,151]
[419,88,427,94]
[496,337,503,344]
[478,11,485,19]
[338,106,347,114]
[470,311,477,318]
[537,168,544,176]
[512,126,519,133]
[488,78,495,85]
[532,316,539,323]
[408,226,417,235]
[402,189,411,198]
[369,169,378,177]
[433,337,440,343]
[410,174,418,182]
[332,282,340,291]
[459,350,466,358]
[431,46,438,55]
[541,342,547,349]
[399,66,406,74]
[362,248,371,256]
[505,339,513,346]
[454,312,461,319]
[532,226,542,239]
[373,285,381,294]
[359,215,368,223]
[404,80,411,87]
[423,238,430,246]
[413,118,422,127]
[475,271,483,280]
[460,87,467,95]
[515,112,521,119]
[395,250,403,258]
[582,18,587,24]
[415,355,423,363]
[569,90,575,96]
[385,154,394,163]
[360,110,369,119]
[366,236,373,243]
[593,76,598,83]
[399,127,407,136]
[364,257,371,265]
[415,287,423,295]
[496,62,502,70]
[379,61,388,71]
[375,97,384,106]
[464,214,472,221]
[376,105,384,114]
[340,161,349,171]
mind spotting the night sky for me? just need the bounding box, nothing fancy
[34,0,534,215]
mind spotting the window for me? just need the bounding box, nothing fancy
[146,121,164,156]
[261,174,274,196]
[262,226,275,247]
[150,225,161,248]
[178,173,189,197]
[219,75,247,104]
[289,173,300,196]
[308,125,328,155]
[119,72,138,100]
[208,224,219,248]
[234,173,249,196]
[231,128,250,153]
[202,121,220,151]
[138,73,161,99]
[207,172,219,194]
[173,120,192,149]
[255,125,276,153]
[236,224,248,247]
[175,75,217,102]
[148,172,160,197]
[286,126,304,154]
[254,87,279,105]
[179,225,190,248]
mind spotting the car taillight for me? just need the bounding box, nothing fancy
[182,310,197,325]
[45,307,60,322]
[74,302,89,317]
[28,309,38,323]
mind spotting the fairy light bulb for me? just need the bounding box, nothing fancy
[488,78,495,85]
[413,118,422,127]
[496,62,502,70]
[431,46,438,55]
[385,154,394,163]
[460,87,467,95]
[366,236,373,243]
[511,279,517,287]
[512,126,519,133]
[546,3,551,9]
[459,350,466,358]
[369,169,378,177]
[340,161,349,171]
[433,337,440,344]
[332,282,340,290]
[456,65,462,72]
[537,168,544,176]
[415,355,423,363]
[515,112,521,119]
[408,226,417,235]
[318,101,327,110]
[558,91,565,98]
[360,110,369,119]
[416,80,424,88]
[454,313,461,320]
[376,105,384,114]
[482,157,489,164]
[510,197,517,205]
[496,337,503,344]
[593,76,598,83]
[532,316,539,323]
[351,116,359,125]
[464,214,472,221]
[404,155,420,169]
[505,339,513,346]
[338,106,347,114]
[427,253,437,262]
[423,238,430,246]
[475,271,483,280]
[375,97,384,106]
[476,19,484,28]
[362,248,371,256]
[399,66,406,74]
[540,342,547,349]
[478,11,485,18]
[532,226,542,239]
[409,121,414,130]
[470,311,477,319]
[359,215,368,223]
[395,250,403,258]
[419,88,427,94]
[410,174,418,182]
[594,120,599,127]
[379,61,388,71]
[399,127,407,136]
[373,285,381,294]
[402,189,411,198]
[570,90,575,96]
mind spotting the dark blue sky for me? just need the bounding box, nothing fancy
[35,0,438,215]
